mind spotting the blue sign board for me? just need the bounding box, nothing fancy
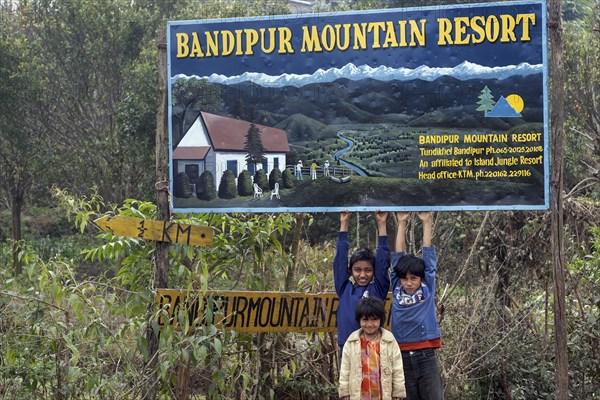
[168,0,548,212]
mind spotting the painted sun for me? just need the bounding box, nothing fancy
[506,94,525,113]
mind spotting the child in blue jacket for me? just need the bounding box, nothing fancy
[390,211,443,399]
[334,210,390,355]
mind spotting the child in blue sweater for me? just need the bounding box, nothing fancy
[390,212,443,400]
[334,210,390,355]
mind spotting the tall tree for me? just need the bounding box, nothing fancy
[563,2,600,197]
[0,4,46,275]
[21,0,170,204]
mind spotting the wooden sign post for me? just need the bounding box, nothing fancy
[94,215,213,247]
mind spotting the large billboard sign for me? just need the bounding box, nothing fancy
[167,0,548,213]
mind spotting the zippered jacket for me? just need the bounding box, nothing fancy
[390,247,441,343]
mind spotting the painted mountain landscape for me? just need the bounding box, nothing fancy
[172,61,546,211]
[168,2,548,212]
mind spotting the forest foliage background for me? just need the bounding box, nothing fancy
[1,0,599,399]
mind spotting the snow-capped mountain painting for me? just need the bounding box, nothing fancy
[172,61,543,88]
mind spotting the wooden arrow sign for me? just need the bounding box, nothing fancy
[94,215,213,247]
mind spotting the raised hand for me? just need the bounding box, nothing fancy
[340,210,351,232]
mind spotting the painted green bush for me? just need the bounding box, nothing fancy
[174,172,192,198]
[268,168,282,190]
[197,170,216,200]
[253,169,268,192]
[218,170,237,199]
[238,170,253,196]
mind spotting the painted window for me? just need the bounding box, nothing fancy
[226,160,238,177]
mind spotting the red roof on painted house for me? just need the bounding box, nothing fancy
[200,111,289,152]
[172,146,210,160]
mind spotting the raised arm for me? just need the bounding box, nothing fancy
[375,210,388,236]
[418,211,436,286]
[417,211,431,247]
[374,211,390,296]
[334,211,351,294]
[394,212,410,252]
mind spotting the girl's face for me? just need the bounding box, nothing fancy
[360,316,381,337]
[351,260,374,286]
[400,271,422,294]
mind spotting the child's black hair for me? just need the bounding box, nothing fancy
[393,254,425,279]
[349,248,376,270]
[355,297,386,324]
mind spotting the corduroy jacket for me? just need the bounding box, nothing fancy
[338,328,407,400]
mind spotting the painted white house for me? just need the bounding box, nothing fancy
[173,111,290,189]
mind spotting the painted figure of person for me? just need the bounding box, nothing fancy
[295,160,303,180]
[311,161,318,180]
[324,159,330,176]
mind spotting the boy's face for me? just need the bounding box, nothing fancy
[360,316,381,336]
[351,260,374,286]
[400,271,422,294]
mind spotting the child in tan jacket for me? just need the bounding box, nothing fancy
[339,297,406,400]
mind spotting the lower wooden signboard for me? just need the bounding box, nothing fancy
[156,289,393,333]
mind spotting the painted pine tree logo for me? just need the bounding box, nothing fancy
[476,86,496,116]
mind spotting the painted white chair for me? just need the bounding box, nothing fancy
[270,182,280,199]
[253,183,263,199]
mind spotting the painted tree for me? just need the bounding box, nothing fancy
[476,85,496,116]
[171,77,223,145]
[244,123,267,168]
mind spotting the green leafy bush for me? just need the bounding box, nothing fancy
[565,227,600,398]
